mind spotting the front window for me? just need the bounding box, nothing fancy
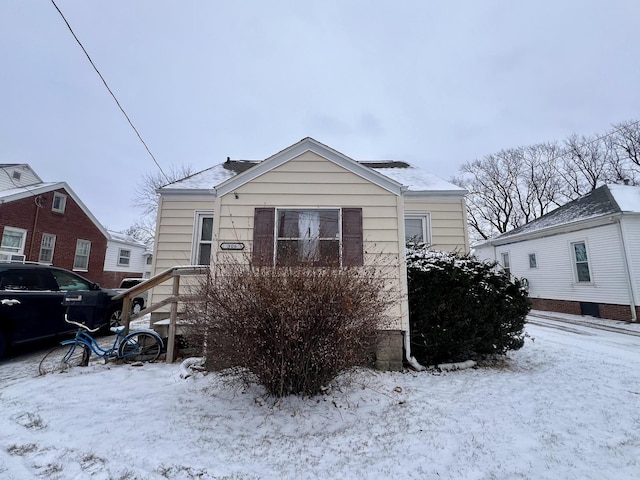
[73,239,91,270]
[118,249,131,266]
[39,233,56,264]
[572,241,591,282]
[276,208,340,266]
[404,214,431,244]
[501,252,511,276]
[1,227,27,254]
[52,192,67,213]
[193,213,213,265]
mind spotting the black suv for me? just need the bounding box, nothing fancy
[0,263,123,357]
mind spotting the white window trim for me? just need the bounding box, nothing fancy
[500,251,511,276]
[118,248,131,266]
[404,212,432,245]
[571,240,592,284]
[192,211,214,265]
[52,192,67,213]
[1,226,27,255]
[274,207,342,266]
[73,239,91,271]
[39,233,56,264]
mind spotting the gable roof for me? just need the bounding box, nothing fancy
[479,184,640,245]
[0,181,109,239]
[160,137,465,196]
[214,137,404,196]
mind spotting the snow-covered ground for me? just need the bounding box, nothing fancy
[1,316,640,479]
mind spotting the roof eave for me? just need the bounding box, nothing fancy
[486,212,624,246]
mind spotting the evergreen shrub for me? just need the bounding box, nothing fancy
[406,243,530,366]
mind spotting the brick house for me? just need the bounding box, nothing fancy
[0,164,109,285]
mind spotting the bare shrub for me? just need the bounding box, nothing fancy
[182,263,393,397]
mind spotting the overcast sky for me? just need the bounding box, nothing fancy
[1,1,639,232]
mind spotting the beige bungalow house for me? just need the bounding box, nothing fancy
[150,138,469,370]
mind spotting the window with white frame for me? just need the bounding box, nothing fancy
[52,192,67,213]
[118,248,131,266]
[146,256,153,265]
[404,213,431,244]
[1,227,27,254]
[572,241,591,282]
[275,208,340,266]
[501,252,511,276]
[528,253,537,268]
[73,239,91,270]
[39,233,56,263]
[193,213,214,265]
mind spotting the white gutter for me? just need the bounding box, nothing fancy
[615,218,637,322]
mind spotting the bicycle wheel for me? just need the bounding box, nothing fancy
[118,332,162,363]
[39,343,89,375]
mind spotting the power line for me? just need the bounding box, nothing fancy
[49,0,170,183]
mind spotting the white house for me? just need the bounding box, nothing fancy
[149,138,470,369]
[103,231,148,288]
[474,184,640,321]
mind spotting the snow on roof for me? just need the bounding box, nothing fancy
[161,164,238,190]
[487,184,639,243]
[161,159,463,193]
[0,182,60,200]
[108,230,146,246]
[608,183,640,212]
[369,164,464,192]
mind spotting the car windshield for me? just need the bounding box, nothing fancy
[51,270,93,291]
[120,280,143,289]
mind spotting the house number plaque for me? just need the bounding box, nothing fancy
[220,242,245,251]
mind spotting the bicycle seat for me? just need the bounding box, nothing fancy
[110,326,126,334]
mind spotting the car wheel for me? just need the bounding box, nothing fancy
[132,300,143,315]
[107,306,123,329]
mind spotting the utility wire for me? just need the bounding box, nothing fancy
[50,0,170,183]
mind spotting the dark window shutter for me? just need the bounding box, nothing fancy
[342,208,363,266]
[252,208,275,266]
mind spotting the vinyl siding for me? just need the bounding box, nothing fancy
[404,197,469,253]
[149,195,215,308]
[493,223,633,305]
[621,215,640,305]
[215,152,407,330]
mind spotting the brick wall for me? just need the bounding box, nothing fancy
[1,188,108,284]
[530,297,637,321]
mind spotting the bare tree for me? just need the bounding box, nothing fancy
[123,164,194,245]
[555,134,609,202]
[459,118,640,243]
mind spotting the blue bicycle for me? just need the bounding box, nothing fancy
[39,317,164,375]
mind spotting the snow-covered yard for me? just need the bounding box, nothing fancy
[1,317,640,479]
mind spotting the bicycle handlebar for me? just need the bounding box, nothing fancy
[64,314,101,333]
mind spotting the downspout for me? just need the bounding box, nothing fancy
[404,331,426,371]
[615,218,637,322]
[398,187,426,371]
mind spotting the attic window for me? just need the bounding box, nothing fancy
[52,192,67,213]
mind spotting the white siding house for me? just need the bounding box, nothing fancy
[474,184,640,321]
[103,231,148,288]
[149,138,469,369]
